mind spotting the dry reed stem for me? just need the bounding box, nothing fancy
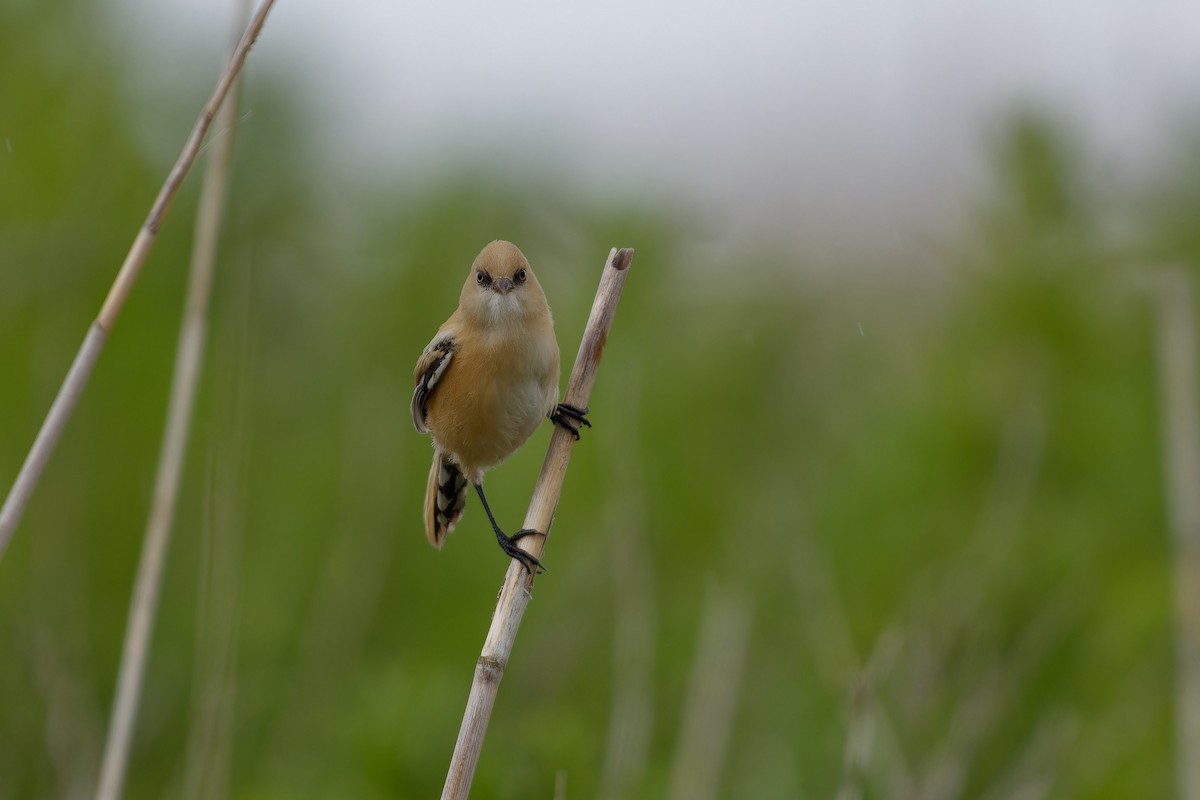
[836,630,902,800]
[598,515,655,800]
[261,386,401,783]
[182,253,255,800]
[917,593,1074,800]
[665,584,752,800]
[180,461,242,800]
[440,246,634,800]
[0,0,277,559]
[1154,268,1200,800]
[93,16,249,799]
[598,384,654,800]
[784,501,913,794]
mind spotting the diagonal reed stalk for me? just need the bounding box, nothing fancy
[440,246,634,800]
[0,0,277,560]
[93,12,249,800]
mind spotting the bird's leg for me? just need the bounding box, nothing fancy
[473,483,544,575]
[550,403,591,440]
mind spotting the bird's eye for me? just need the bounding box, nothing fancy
[476,270,490,286]
[514,269,527,284]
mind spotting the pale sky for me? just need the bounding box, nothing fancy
[116,0,1200,258]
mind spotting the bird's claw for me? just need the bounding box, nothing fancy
[551,403,591,440]
[500,529,545,575]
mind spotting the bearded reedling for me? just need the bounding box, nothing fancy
[411,241,589,574]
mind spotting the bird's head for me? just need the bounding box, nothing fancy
[460,240,549,327]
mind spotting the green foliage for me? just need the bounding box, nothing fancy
[0,5,1194,799]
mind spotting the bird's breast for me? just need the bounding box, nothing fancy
[425,325,558,476]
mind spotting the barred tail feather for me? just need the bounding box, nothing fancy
[424,450,468,548]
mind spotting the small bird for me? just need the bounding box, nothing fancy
[411,240,589,574]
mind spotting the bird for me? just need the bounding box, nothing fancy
[411,240,590,574]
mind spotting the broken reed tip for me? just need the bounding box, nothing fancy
[613,248,634,271]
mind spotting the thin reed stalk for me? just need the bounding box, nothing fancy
[440,246,634,800]
[0,0,277,559]
[93,12,249,799]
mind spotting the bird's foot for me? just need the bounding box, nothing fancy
[498,529,545,575]
[550,403,591,440]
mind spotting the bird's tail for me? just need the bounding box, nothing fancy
[424,449,468,548]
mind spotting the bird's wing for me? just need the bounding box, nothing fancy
[411,332,456,433]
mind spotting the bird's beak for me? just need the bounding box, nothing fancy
[492,277,514,295]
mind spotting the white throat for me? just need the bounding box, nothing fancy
[481,291,523,328]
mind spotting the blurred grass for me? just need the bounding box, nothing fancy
[2,2,1198,799]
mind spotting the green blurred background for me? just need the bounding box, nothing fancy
[3,1,1200,798]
